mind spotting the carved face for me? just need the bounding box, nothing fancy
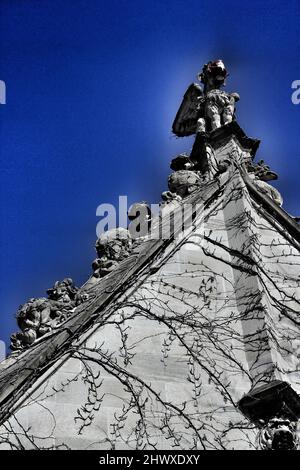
[95,228,132,261]
[108,239,127,260]
[199,60,228,88]
[259,417,298,450]
[46,278,77,300]
[168,170,200,198]
[16,298,48,328]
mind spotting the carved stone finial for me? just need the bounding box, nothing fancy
[92,228,132,278]
[10,278,81,351]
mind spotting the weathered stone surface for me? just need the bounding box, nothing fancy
[92,228,132,278]
[160,190,182,206]
[168,170,201,198]
[258,416,299,450]
[10,278,82,352]
[238,381,300,450]
[173,60,239,136]
[249,173,283,206]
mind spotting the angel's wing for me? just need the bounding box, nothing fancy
[172,83,203,137]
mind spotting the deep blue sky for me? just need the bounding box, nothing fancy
[0,0,299,350]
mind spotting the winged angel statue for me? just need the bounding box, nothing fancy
[172,60,240,136]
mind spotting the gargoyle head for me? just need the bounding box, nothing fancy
[168,170,201,198]
[46,278,78,301]
[259,416,299,450]
[95,228,132,262]
[198,60,228,90]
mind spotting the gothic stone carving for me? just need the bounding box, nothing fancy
[238,381,300,451]
[92,228,132,278]
[170,154,195,172]
[258,416,299,450]
[247,159,279,182]
[172,60,239,136]
[250,175,283,206]
[10,278,80,351]
[167,170,201,198]
[198,60,240,133]
[197,89,239,133]
[246,160,283,206]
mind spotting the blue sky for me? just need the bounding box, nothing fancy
[0,0,299,350]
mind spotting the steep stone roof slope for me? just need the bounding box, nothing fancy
[0,128,299,449]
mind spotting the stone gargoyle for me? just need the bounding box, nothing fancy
[258,415,299,450]
[247,160,283,206]
[172,59,240,136]
[10,278,82,351]
[167,170,201,199]
[92,227,132,278]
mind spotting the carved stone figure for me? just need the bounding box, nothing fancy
[172,60,239,136]
[258,416,299,450]
[247,159,279,182]
[170,154,195,172]
[249,173,283,206]
[168,170,201,198]
[10,278,80,351]
[247,160,283,206]
[238,381,300,452]
[199,90,239,133]
[198,60,240,132]
[92,228,132,278]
